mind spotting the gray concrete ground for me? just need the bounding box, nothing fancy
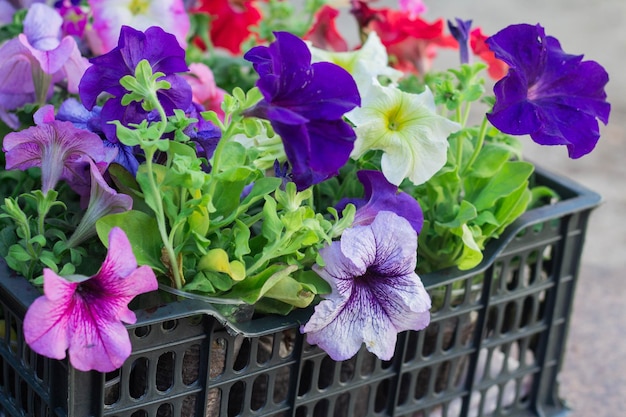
[340,1,625,415]
[421,1,626,415]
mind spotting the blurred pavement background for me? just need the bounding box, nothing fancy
[339,1,626,415]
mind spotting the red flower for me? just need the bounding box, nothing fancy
[470,27,508,80]
[351,1,456,75]
[304,5,348,52]
[192,0,262,54]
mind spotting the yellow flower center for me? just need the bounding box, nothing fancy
[129,0,150,15]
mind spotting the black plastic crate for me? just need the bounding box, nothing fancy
[0,167,601,417]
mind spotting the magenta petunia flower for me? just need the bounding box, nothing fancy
[2,105,108,194]
[486,23,610,158]
[301,211,431,361]
[23,227,158,372]
[243,31,361,191]
[79,25,192,142]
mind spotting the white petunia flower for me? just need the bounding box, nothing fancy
[347,82,461,186]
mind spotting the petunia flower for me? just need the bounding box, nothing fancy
[301,211,431,361]
[67,161,133,248]
[79,25,192,142]
[23,227,158,372]
[351,2,456,75]
[55,0,89,37]
[309,31,403,99]
[469,27,507,80]
[191,0,261,54]
[486,24,610,158]
[181,63,227,121]
[399,0,426,19]
[3,105,108,194]
[87,0,190,55]
[304,5,348,52]
[243,31,361,190]
[0,3,88,125]
[448,18,472,65]
[347,82,461,186]
[348,170,424,234]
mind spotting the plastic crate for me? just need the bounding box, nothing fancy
[0,167,601,417]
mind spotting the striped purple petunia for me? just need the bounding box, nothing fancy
[301,211,431,361]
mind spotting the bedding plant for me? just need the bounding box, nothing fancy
[0,0,609,372]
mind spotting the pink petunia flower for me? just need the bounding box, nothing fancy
[399,0,427,19]
[182,63,227,121]
[23,227,158,372]
[87,0,190,55]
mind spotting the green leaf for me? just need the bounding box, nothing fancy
[185,270,234,293]
[469,144,512,178]
[240,177,282,206]
[466,161,534,211]
[263,277,315,308]
[438,200,477,228]
[233,220,251,260]
[226,264,299,304]
[8,244,32,262]
[293,269,332,295]
[261,197,283,242]
[457,224,483,270]
[96,211,165,273]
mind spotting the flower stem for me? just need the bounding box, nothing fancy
[462,116,489,176]
[143,96,184,289]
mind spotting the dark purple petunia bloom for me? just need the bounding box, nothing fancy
[79,25,192,142]
[243,31,361,190]
[301,211,431,361]
[57,97,140,175]
[448,18,472,64]
[486,23,610,158]
[337,170,423,234]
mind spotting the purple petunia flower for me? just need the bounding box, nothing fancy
[448,18,472,64]
[23,227,158,372]
[67,161,133,248]
[301,211,431,361]
[79,25,192,142]
[486,23,610,158]
[243,31,361,191]
[351,170,424,233]
[3,105,108,194]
